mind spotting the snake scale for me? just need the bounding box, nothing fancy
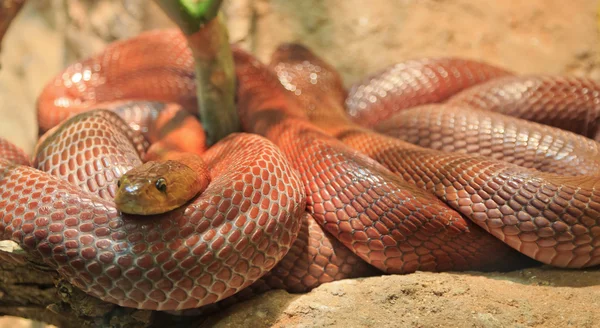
[0,29,598,311]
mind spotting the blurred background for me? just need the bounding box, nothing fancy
[0,0,598,326]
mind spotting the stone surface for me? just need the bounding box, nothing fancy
[0,1,599,327]
[247,0,600,83]
[202,268,600,328]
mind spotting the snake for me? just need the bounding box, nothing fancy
[0,29,598,312]
[268,43,600,268]
[446,75,600,141]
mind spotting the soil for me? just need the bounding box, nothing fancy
[0,1,598,327]
[203,267,600,328]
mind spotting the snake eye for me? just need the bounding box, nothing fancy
[155,178,167,193]
[117,180,121,188]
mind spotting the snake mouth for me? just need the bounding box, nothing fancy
[114,196,143,215]
[114,197,177,216]
[114,181,193,216]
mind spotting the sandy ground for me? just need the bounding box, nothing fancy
[0,1,599,327]
[203,267,600,328]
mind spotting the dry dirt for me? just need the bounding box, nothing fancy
[0,1,599,327]
[202,268,600,328]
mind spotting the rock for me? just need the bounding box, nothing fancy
[244,0,600,83]
[202,268,600,328]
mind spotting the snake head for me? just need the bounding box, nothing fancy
[114,160,207,215]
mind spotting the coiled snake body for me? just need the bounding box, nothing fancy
[0,29,598,311]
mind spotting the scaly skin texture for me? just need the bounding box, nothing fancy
[33,110,144,201]
[234,48,527,273]
[110,101,207,160]
[36,29,196,133]
[269,44,600,268]
[447,75,600,141]
[11,30,600,311]
[345,57,512,127]
[175,212,378,316]
[19,30,375,310]
[2,110,306,311]
[375,104,600,176]
[0,137,30,166]
[258,213,378,292]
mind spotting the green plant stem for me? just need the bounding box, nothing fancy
[154,0,239,145]
[155,0,223,35]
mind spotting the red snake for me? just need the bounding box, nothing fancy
[269,44,600,268]
[446,76,600,141]
[0,29,598,312]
